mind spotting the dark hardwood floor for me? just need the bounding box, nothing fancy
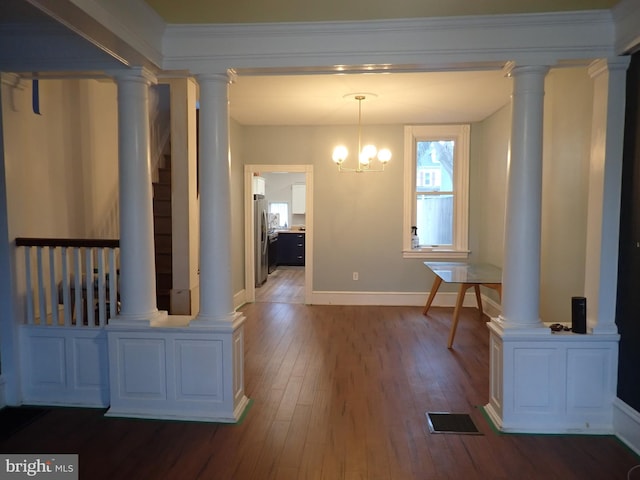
[1,302,638,479]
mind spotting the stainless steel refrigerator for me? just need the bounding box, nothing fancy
[254,194,268,287]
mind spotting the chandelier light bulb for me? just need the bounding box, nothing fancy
[332,145,348,164]
[377,148,392,163]
[361,144,377,160]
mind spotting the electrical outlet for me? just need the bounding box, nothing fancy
[353,272,359,281]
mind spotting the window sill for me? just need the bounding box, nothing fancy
[402,249,470,259]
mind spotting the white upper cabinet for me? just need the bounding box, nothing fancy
[252,176,266,196]
[292,184,306,214]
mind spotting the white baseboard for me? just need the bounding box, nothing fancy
[234,289,247,310]
[310,291,427,306]
[613,397,640,456]
[237,286,502,316]
[309,290,502,316]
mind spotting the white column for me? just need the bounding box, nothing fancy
[194,73,236,323]
[113,68,162,323]
[498,65,549,331]
[584,57,630,334]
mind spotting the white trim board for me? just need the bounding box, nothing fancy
[309,290,502,316]
[234,289,247,311]
[163,11,615,73]
[613,397,640,456]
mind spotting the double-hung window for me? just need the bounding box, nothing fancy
[403,124,470,258]
[269,202,289,228]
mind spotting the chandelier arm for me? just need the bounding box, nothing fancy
[333,93,390,173]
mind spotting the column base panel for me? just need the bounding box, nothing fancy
[487,318,619,435]
[107,315,247,424]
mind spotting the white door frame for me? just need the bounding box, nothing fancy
[244,164,313,304]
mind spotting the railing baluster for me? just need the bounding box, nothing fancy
[108,248,117,321]
[85,248,95,327]
[73,247,83,327]
[49,246,59,326]
[61,247,71,327]
[97,248,106,327]
[36,247,46,325]
[15,238,119,329]
[24,246,34,325]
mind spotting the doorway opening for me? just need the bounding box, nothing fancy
[244,164,313,305]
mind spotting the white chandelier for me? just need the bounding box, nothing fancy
[332,94,391,173]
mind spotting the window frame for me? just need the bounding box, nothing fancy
[403,124,470,259]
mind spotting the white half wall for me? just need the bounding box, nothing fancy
[486,323,619,434]
[106,319,249,423]
[20,326,109,407]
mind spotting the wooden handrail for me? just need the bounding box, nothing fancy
[15,237,120,248]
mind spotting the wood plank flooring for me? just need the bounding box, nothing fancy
[1,303,638,479]
[256,266,305,304]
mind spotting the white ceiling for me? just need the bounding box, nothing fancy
[229,69,514,126]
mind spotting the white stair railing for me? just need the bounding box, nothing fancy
[16,238,120,327]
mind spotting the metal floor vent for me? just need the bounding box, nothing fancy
[426,412,482,435]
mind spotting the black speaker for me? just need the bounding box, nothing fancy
[571,296,587,334]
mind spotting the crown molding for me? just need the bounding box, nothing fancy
[162,10,616,75]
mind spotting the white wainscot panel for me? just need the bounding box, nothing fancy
[567,348,611,409]
[73,337,108,389]
[119,338,167,399]
[176,339,222,400]
[30,336,66,387]
[513,348,560,413]
[486,320,619,434]
[20,327,109,407]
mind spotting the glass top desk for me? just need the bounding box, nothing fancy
[423,261,502,348]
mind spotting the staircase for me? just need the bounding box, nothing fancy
[153,156,172,312]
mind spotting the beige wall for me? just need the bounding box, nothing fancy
[473,102,511,268]
[2,78,119,239]
[541,67,593,324]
